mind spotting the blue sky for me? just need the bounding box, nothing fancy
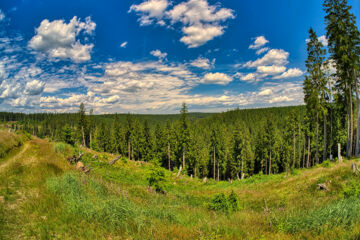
[0,0,359,113]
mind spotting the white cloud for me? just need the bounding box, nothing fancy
[24,80,45,95]
[28,16,96,62]
[273,68,303,79]
[129,0,235,48]
[201,72,232,85]
[120,41,128,48]
[306,35,328,47]
[150,49,167,60]
[269,96,292,104]
[256,65,286,75]
[318,35,328,47]
[258,89,272,96]
[190,57,214,69]
[244,49,289,68]
[129,0,169,26]
[256,47,269,55]
[249,36,269,49]
[0,9,5,22]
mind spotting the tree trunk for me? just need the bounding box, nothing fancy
[90,131,92,149]
[213,146,216,180]
[307,136,311,168]
[316,111,319,164]
[347,110,350,158]
[128,141,130,160]
[81,126,85,147]
[168,141,171,170]
[241,158,244,180]
[303,136,306,168]
[269,150,272,175]
[349,81,354,158]
[323,112,327,162]
[217,159,220,181]
[338,143,343,162]
[356,71,359,157]
[182,147,185,170]
[292,131,296,168]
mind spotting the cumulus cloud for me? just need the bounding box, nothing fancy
[258,89,272,96]
[190,57,214,69]
[24,80,45,95]
[201,72,232,85]
[256,47,269,55]
[129,0,169,26]
[150,49,167,60]
[129,0,235,48]
[28,16,96,62]
[318,35,328,46]
[273,68,303,79]
[256,65,286,75]
[120,41,128,48]
[244,49,289,68]
[249,36,268,49]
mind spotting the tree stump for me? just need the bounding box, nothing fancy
[317,183,329,191]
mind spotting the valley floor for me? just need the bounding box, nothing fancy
[1,130,360,239]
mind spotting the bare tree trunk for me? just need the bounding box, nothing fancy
[292,131,296,168]
[241,158,244,179]
[349,82,354,158]
[217,160,220,181]
[182,147,185,170]
[323,112,327,162]
[307,136,311,168]
[269,150,272,175]
[356,72,359,157]
[303,136,306,168]
[316,111,319,164]
[90,131,92,149]
[347,110,350,158]
[128,141,130,160]
[168,141,171,170]
[81,126,85,147]
[194,166,197,178]
[213,146,216,180]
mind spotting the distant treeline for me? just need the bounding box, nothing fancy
[1,105,333,180]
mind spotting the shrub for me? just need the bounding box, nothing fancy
[321,160,331,168]
[209,193,230,212]
[209,191,241,213]
[342,181,360,198]
[147,166,167,193]
[228,191,241,211]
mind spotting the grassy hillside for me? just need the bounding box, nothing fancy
[1,129,360,239]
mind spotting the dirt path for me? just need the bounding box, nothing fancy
[0,142,30,172]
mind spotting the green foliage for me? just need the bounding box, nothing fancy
[228,190,241,211]
[321,160,332,168]
[209,193,230,212]
[342,181,360,198]
[209,191,241,213]
[147,165,168,193]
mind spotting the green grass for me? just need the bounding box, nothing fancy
[2,131,360,239]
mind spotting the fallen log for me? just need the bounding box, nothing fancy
[108,155,122,165]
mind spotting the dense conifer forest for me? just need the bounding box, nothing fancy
[1,0,360,181]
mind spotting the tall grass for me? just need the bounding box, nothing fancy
[277,198,360,234]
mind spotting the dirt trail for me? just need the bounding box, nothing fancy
[0,142,30,172]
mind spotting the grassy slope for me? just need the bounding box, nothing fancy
[1,130,360,239]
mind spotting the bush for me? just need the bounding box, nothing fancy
[147,166,167,193]
[209,191,241,213]
[342,181,360,198]
[321,160,331,168]
[228,191,241,211]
